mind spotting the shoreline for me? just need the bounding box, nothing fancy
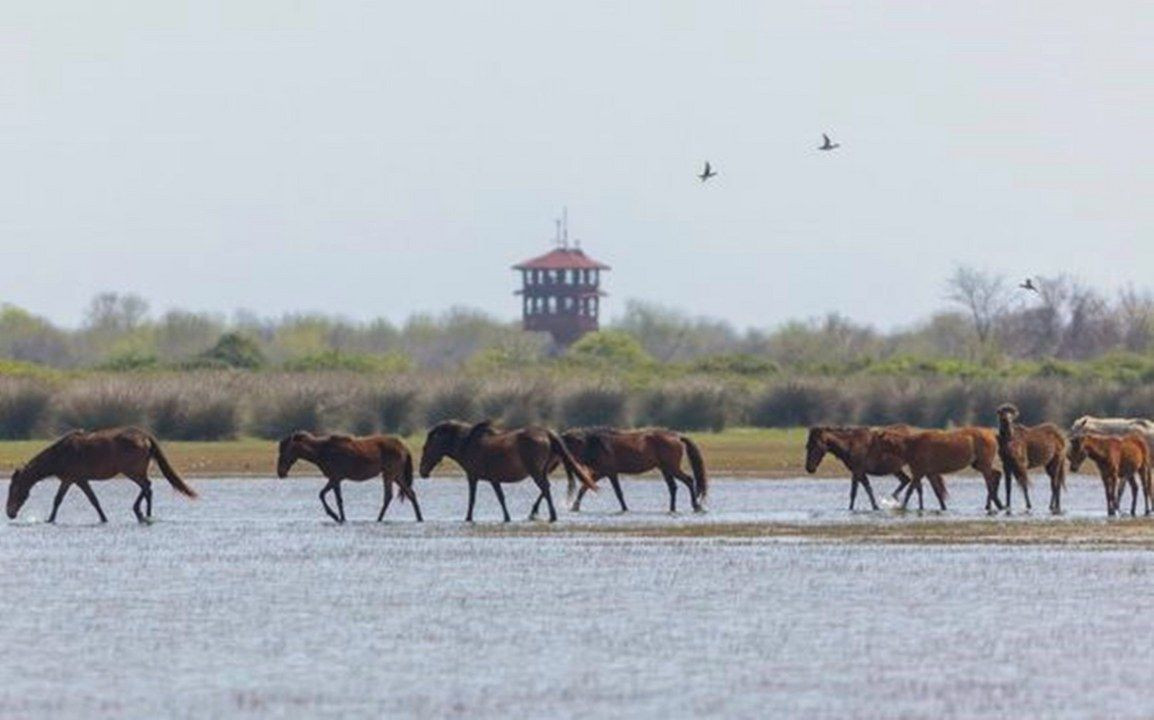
[0,427,823,479]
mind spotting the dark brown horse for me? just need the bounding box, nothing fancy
[805,424,916,510]
[418,420,596,522]
[559,427,708,513]
[996,404,1068,513]
[1067,432,1151,516]
[6,427,196,523]
[277,431,422,523]
[875,427,1003,511]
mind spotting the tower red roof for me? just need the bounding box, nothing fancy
[512,248,610,271]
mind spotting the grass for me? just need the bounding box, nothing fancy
[0,427,819,477]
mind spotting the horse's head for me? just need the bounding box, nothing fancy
[420,421,467,478]
[6,466,31,519]
[805,427,830,474]
[276,432,310,478]
[1067,434,1087,472]
[996,403,1019,423]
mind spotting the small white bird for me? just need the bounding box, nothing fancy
[698,161,717,182]
[819,133,840,151]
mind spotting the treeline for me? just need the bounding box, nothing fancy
[5,271,1154,375]
[0,371,1148,441]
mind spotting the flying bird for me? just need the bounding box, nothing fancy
[1019,278,1039,293]
[819,133,840,151]
[698,161,717,182]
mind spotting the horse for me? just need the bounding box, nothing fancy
[276,431,422,523]
[996,404,1068,513]
[874,427,1003,511]
[418,420,596,522]
[559,427,708,513]
[6,427,197,523]
[1067,432,1151,516]
[1071,416,1154,452]
[804,424,916,510]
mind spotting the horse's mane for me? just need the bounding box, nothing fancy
[566,426,625,439]
[22,430,85,476]
[462,420,499,448]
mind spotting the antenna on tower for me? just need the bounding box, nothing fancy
[561,206,570,249]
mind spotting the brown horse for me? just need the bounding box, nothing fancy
[277,431,422,523]
[418,420,596,522]
[995,404,1068,513]
[805,425,916,510]
[875,427,1003,511]
[559,427,708,513]
[6,427,196,523]
[1067,432,1151,516]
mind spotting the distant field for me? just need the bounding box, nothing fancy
[0,428,823,478]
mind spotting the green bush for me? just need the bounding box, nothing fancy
[57,387,148,432]
[637,386,731,431]
[559,386,630,428]
[0,382,53,439]
[150,394,240,441]
[355,387,422,435]
[423,383,480,425]
[250,390,326,439]
[191,333,266,370]
[480,385,556,428]
[283,351,413,373]
[749,383,845,428]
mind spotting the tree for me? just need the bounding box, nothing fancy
[566,331,653,369]
[945,266,1009,346]
[194,333,266,369]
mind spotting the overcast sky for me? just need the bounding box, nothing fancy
[4,2,1151,330]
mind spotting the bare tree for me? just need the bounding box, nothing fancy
[944,266,1010,345]
[1118,286,1154,352]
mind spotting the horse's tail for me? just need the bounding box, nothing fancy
[398,451,414,504]
[680,435,709,501]
[548,431,597,502]
[148,436,197,499]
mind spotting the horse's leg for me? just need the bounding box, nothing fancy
[607,474,628,512]
[531,474,558,522]
[330,482,347,523]
[1003,463,1013,512]
[900,475,919,510]
[662,472,678,513]
[848,474,860,511]
[401,481,423,522]
[673,469,701,512]
[1104,474,1117,516]
[1047,459,1061,514]
[529,492,546,519]
[129,477,152,523]
[860,475,880,510]
[377,477,394,522]
[489,481,511,522]
[571,486,589,512]
[76,481,108,523]
[465,476,478,522]
[1127,474,1139,516]
[891,472,911,501]
[929,475,948,511]
[47,481,72,523]
[915,478,924,511]
[318,482,341,523]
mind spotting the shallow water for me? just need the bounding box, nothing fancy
[3,474,1154,718]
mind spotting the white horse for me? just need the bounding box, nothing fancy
[1070,416,1154,449]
